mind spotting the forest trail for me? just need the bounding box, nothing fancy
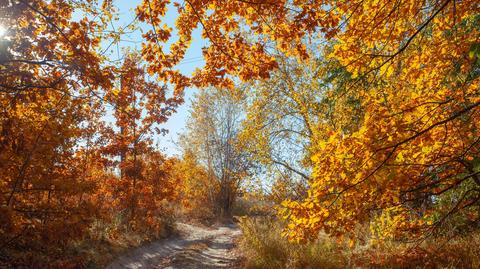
[106,223,242,269]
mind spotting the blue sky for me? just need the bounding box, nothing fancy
[102,0,207,156]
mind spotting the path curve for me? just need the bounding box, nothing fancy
[106,223,242,269]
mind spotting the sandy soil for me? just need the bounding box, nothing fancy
[106,223,242,269]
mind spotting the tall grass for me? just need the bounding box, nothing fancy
[238,216,480,269]
[238,217,348,269]
[69,214,176,268]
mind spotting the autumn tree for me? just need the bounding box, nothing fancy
[101,53,181,227]
[239,55,329,202]
[0,0,116,264]
[180,87,252,218]
[0,0,182,265]
[279,1,480,242]
[173,150,215,220]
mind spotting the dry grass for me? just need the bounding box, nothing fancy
[238,217,480,269]
[0,219,173,268]
[238,217,347,269]
[67,216,176,268]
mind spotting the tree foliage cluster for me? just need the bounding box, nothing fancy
[139,0,480,247]
[179,87,252,219]
[144,0,480,244]
[0,1,181,266]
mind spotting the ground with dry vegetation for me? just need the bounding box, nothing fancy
[238,217,480,269]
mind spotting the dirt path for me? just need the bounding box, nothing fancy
[106,223,242,269]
